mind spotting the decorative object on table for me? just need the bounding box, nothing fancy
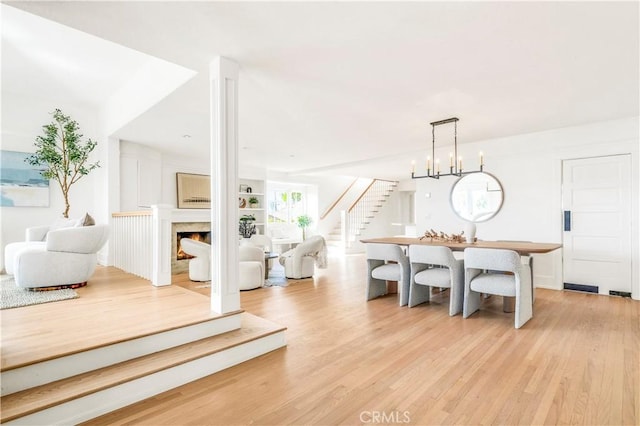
[464,222,477,243]
[176,172,211,208]
[410,117,486,180]
[0,275,78,310]
[419,229,470,243]
[248,196,259,208]
[239,197,247,208]
[246,186,252,193]
[25,109,100,217]
[296,214,313,240]
[239,214,257,238]
[1,150,50,207]
[450,172,504,222]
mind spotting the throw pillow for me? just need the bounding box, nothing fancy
[81,213,96,226]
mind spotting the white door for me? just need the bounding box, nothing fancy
[562,155,632,295]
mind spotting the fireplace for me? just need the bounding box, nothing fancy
[171,222,211,273]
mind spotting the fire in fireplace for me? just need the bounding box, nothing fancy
[177,231,211,260]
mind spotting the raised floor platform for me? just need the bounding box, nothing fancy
[0,266,286,424]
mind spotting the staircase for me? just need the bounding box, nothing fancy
[324,179,398,251]
[1,310,286,425]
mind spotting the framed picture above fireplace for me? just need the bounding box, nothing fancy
[176,173,211,209]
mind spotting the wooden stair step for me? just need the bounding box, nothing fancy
[0,313,286,423]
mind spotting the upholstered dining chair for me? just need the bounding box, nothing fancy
[366,243,410,306]
[463,247,533,329]
[408,245,464,315]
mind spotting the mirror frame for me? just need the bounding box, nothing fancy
[449,172,504,223]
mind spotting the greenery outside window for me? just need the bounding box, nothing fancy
[268,184,306,224]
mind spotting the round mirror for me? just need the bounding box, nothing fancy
[450,172,504,222]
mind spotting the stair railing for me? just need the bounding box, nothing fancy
[343,179,397,248]
[320,178,358,220]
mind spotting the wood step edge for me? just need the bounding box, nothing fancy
[1,313,286,423]
[1,309,246,373]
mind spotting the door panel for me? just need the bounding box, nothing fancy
[562,155,631,295]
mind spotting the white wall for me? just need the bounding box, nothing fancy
[1,92,101,271]
[118,140,210,211]
[410,117,639,298]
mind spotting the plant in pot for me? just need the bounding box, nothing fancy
[248,196,259,208]
[25,109,100,218]
[239,214,257,238]
[296,214,313,240]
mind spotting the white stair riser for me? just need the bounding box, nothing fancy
[1,314,241,396]
[4,332,286,426]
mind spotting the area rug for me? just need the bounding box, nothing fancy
[0,275,78,310]
[264,265,313,287]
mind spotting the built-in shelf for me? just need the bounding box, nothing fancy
[239,178,266,236]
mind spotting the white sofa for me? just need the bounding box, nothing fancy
[5,224,109,289]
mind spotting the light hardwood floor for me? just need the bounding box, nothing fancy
[83,253,638,425]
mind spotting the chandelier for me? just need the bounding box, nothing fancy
[411,117,484,179]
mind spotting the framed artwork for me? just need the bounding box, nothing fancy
[0,150,49,207]
[239,184,249,193]
[176,173,211,209]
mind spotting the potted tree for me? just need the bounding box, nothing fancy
[296,214,312,240]
[26,109,100,218]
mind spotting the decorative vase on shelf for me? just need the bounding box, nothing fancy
[465,222,476,243]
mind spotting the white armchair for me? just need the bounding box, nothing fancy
[180,238,211,282]
[278,235,327,279]
[6,225,109,289]
[239,245,264,290]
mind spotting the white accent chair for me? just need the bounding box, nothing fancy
[408,245,464,315]
[238,245,264,290]
[180,238,211,282]
[463,247,533,329]
[278,235,327,279]
[5,225,109,289]
[366,243,410,306]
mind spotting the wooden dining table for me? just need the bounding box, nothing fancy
[360,237,562,255]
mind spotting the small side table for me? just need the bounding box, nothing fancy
[264,252,279,279]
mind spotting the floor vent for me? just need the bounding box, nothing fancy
[563,283,598,293]
[609,290,632,298]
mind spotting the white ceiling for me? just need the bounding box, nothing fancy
[3,1,639,181]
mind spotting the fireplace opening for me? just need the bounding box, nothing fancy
[177,231,211,260]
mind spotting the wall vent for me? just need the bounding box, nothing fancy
[563,283,598,293]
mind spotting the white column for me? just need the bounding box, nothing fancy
[151,204,172,286]
[210,57,241,313]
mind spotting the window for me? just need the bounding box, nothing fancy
[267,183,307,224]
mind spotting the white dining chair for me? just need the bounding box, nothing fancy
[366,243,410,306]
[408,245,464,315]
[463,247,533,328]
